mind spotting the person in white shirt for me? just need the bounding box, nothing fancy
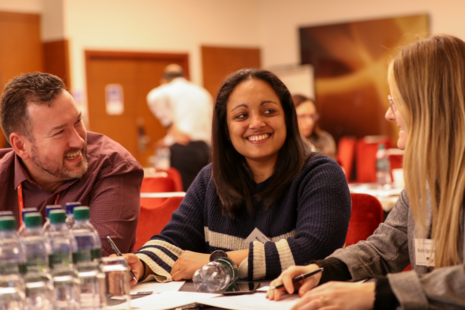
[147,64,213,190]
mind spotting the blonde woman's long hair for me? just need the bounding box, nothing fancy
[390,35,465,268]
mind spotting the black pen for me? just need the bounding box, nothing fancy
[107,236,138,282]
[271,268,324,290]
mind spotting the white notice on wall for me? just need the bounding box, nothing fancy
[269,64,314,99]
[105,84,124,115]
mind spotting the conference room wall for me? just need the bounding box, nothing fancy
[258,0,465,68]
[2,0,465,121]
[61,0,260,119]
[0,0,41,14]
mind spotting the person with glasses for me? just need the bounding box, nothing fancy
[292,94,336,159]
[267,35,465,309]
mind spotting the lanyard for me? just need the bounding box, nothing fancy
[17,183,61,226]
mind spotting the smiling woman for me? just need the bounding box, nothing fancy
[125,68,351,286]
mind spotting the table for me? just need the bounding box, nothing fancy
[348,183,403,212]
[109,280,299,310]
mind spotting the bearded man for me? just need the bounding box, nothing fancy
[0,72,143,255]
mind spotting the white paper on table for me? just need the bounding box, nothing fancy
[203,293,300,310]
[256,285,270,292]
[130,281,185,294]
[129,291,221,310]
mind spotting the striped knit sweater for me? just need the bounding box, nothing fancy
[136,155,351,281]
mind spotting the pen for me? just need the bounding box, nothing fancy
[271,267,324,290]
[107,236,138,282]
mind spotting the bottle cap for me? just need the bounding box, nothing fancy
[50,210,67,224]
[24,212,42,227]
[45,205,62,218]
[65,202,81,215]
[0,210,14,217]
[0,216,16,231]
[378,144,386,150]
[21,207,37,218]
[73,206,90,220]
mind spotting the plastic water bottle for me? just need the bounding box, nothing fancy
[65,202,81,229]
[42,205,63,233]
[47,210,80,310]
[72,207,105,309]
[18,207,37,236]
[193,257,238,293]
[154,147,170,170]
[0,216,26,310]
[72,207,102,262]
[22,212,54,310]
[376,144,392,189]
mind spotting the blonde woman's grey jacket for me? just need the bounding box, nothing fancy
[329,189,465,309]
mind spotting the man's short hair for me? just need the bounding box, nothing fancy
[162,64,184,82]
[0,72,66,140]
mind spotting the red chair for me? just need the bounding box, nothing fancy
[141,167,184,206]
[135,196,184,251]
[337,136,357,182]
[141,177,177,193]
[345,193,384,247]
[162,167,183,192]
[355,136,392,183]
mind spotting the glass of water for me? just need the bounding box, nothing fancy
[101,257,131,310]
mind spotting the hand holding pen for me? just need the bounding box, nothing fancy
[107,236,138,282]
[271,268,323,290]
[266,265,324,301]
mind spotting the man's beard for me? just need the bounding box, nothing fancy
[30,143,88,181]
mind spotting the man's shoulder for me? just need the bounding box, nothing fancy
[0,148,15,172]
[85,131,142,175]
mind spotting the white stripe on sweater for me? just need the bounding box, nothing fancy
[275,239,296,271]
[204,227,296,250]
[252,241,266,280]
[136,240,184,283]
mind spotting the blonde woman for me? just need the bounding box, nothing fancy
[267,34,465,309]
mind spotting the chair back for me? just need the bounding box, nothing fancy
[337,136,357,181]
[135,196,184,251]
[346,193,384,247]
[355,136,391,182]
[162,167,184,192]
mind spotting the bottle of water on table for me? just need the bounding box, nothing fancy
[65,202,81,229]
[72,206,105,309]
[193,257,238,293]
[42,205,63,233]
[18,207,37,236]
[47,210,80,310]
[376,144,392,189]
[22,212,54,310]
[0,216,25,310]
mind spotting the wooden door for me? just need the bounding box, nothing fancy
[85,51,189,166]
[0,11,43,148]
[202,46,261,98]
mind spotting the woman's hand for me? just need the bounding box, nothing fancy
[170,251,210,281]
[110,253,144,287]
[290,282,375,310]
[266,264,322,301]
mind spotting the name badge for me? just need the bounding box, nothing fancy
[245,228,270,244]
[414,238,435,267]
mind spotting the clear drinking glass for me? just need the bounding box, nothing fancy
[101,257,131,310]
[77,260,104,310]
